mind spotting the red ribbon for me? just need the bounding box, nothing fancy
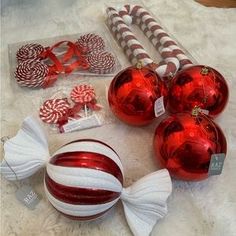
[56,100,101,132]
[71,100,102,113]
[39,41,90,88]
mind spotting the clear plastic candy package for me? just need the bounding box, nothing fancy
[37,80,111,134]
[8,31,122,92]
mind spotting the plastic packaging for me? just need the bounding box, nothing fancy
[8,31,122,91]
[37,80,111,134]
[104,2,197,74]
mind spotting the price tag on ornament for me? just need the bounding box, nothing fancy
[199,108,209,115]
[62,114,102,133]
[154,96,165,117]
[208,153,225,175]
[15,185,41,210]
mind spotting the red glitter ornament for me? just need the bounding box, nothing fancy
[108,65,168,125]
[153,112,227,181]
[168,65,229,117]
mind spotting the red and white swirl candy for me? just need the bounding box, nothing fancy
[1,116,172,236]
[14,59,49,88]
[76,33,105,54]
[87,51,115,74]
[106,5,193,77]
[16,43,44,63]
[70,84,96,104]
[39,98,70,124]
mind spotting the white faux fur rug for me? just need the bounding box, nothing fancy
[1,0,236,235]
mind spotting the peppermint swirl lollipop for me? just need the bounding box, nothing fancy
[39,98,70,124]
[70,84,96,104]
[76,33,105,54]
[14,59,49,88]
[87,51,115,74]
[16,43,44,63]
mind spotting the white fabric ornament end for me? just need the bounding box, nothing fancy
[121,169,172,236]
[0,116,49,180]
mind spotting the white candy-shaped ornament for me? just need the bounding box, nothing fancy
[1,117,172,236]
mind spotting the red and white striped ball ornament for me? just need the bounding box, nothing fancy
[1,116,172,236]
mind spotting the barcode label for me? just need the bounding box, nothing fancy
[208,153,225,175]
[62,114,102,133]
[199,108,209,115]
[154,96,165,117]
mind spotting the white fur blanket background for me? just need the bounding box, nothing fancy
[1,0,236,235]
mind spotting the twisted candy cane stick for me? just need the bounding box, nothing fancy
[107,7,154,67]
[118,5,193,69]
[108,18,139,65]
[106,7,180,77]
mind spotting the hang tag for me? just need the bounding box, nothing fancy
[208,153,225,176]
[15,185,41,210]
[62,114,102,133]
[199,108,209,115]
[154,96,165,117]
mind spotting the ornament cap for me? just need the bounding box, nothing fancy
[136,61,143,69]
[200,66,209,75]
[192,106,200,116]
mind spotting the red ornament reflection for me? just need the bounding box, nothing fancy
[108,66,168,125]
[153,112,227,181]
[168,65,229,117]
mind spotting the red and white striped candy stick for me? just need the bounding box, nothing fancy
[107,9,179,77]
[106,7,180,77]
[107,18,138,65]
[118,5,193,69]
[108,18,179,77]
[106,7,155,66]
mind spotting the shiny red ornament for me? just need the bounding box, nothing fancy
[108,65,168,125]
[153,112,227,181]
[168,65,229,117]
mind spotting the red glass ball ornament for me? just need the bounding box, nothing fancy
[45,139,123,220]
[168,65,229,117]
[153,112,227,181]
[108,65,168,125]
